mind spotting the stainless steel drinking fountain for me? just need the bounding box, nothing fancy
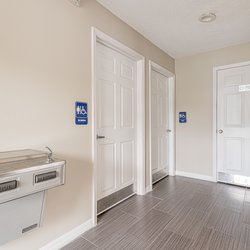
[0,149,66,245]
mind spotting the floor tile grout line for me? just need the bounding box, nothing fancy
[123,207,177,246]
[144,193,164,200]
[124,216,178,248]
[83,213,137,245]
[97,209,127,225]
[82,213,140,249]
[80,236,101,249]
[116,196,163,218]
[211,227,242,240]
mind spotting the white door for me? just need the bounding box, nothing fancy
[151,69,169,177]
[96,42,137,200]
[217,64,250,186]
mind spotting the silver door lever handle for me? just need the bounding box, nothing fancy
[167,129,172,132]
[96,135,105,139]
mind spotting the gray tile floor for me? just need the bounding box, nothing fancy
[61,176,250,250]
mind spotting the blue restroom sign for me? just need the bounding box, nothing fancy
[179,112,187,123]
[75,102,88,125]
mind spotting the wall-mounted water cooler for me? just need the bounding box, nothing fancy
[0,149,66,245]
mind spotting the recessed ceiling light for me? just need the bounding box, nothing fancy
[199,13,216,23]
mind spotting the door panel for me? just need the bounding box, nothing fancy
[225,94,242,126]
[246,139,250,176]
[151,133,158,173]
[245,91,250,127]
[98,53,116,75]
[224,138,242,171]
[121,86,134,128]
[217,64,250,186]
[151,70,169,178]
[121,141,134,186]
[120,62,134,80]
[160,135,168,167]
[98,143,116,197]
[99,80,116,128]
[96,42,136,200]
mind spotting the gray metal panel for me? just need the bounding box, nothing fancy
[0,149,66,204]
[218,172,250,187]
[97,185,134,214]
[0,153,65,177]
[152,169,168,184]
[0,191,45,245]
[0,149,48,164]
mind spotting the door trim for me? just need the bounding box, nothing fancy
[212,60,250,183]
[92,27,146,225]
[149,60,175,191]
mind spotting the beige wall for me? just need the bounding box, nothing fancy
[0,0,174,249]
[175,42,250,177]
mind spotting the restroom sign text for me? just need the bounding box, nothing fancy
[75,102,88,125]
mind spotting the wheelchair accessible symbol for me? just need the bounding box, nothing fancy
[75,102,88,125]
[179,112,187,123]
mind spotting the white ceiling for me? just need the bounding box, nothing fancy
[96,0,250,58]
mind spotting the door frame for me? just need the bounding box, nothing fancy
[212,60,250,183]
[148,60,175,191]
[91,27,146,225]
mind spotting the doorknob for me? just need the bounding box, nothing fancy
[96,134,105,139]
[218,129,223,134]
[167,129,172,133]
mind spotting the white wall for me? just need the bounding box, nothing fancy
[0,0,174,249]
[175,42,250,177]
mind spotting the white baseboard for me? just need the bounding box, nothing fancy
[39,219,93,250]
[175,171,216,182]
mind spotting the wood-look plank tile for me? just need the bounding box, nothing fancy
[103,233,150,250]
[175,176,221,193]
[190,226,243,250]
[83,213,137,247]
[207,230,241,250]
[60,237,98,250]
[98,205,126,225]
[242,202,250,225]
[118,195,162,218]
[165,207,207,240]
[219,184,246,196]
[189,227,213,250]
[180,181,202,193]
[205,205,242,238]
[148,179,186,199]
[154,191,193,216]
[238,224,250,249]
[63,177,250,250]
[128,209,173,244]
[147,184,178,200]
[186,192,216,212]
[84,233,125,250]
[178,181,218,200]
[215,192,245,212]
[164,233,193,250]
[153,176,178,188]
[245,188,250,202]
[174,176,205,185]
[148,230,192,250]
[146,230,173,249]
[195,182,225,196]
